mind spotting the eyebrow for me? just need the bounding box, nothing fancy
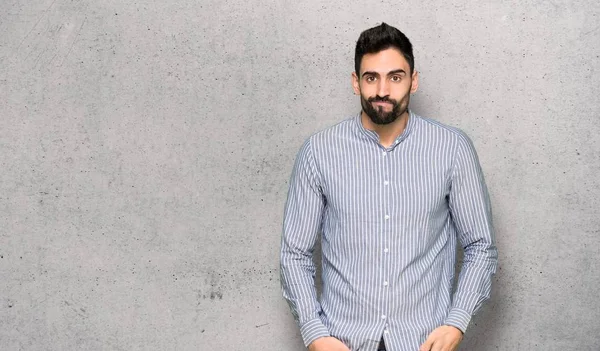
[362,69,407,78]
[388,69,407,76]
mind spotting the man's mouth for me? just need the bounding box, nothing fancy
[372,101,393,108]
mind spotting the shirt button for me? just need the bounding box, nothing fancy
[381,315,387,319]
[384,215,390,220]
[382,151,387,156]
[384,329,389,334]
[384,248,389,253]
[384,181,389,186]
[383,281,388,286]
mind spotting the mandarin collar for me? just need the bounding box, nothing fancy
[354,109,418,149]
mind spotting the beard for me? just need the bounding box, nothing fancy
[360,94,409,125]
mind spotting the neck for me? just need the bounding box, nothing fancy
[361,110,410,148]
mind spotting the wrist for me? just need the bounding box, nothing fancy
[308,336,329,351]
[300,318,330,347]
[444,324,464,335]
[443,307,471,333]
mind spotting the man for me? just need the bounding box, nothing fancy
[280,23,498,351]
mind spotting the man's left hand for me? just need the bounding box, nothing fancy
[419,325,463,351]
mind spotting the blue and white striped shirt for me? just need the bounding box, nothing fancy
[280,110,498,351]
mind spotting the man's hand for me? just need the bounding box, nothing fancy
[419,325,463,351]
[308,336,350,351]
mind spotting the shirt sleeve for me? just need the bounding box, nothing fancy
[280,138,330,346]
[444,133,499,334]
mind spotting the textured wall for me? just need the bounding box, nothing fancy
[1,0,599,350]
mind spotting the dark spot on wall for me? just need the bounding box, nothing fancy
[209,291,223,300]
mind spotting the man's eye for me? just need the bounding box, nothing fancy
[365,76,375,82]
[391,76,402,82]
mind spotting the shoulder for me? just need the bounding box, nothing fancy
[301,116,356,150]
[293,116,354,162]
[310,117,354,141]
[412,113,475,151]
[415,114,469,140]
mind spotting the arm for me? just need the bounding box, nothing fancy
[444,133,499,334]
[280,138,330,347]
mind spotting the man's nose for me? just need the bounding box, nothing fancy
[377,79,390,97]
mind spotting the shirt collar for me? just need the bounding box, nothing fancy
[354,109,418,149]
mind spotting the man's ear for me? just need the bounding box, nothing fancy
[352,72,360,95]
[410,70,419,94]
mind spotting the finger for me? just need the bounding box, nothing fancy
[450,339,462,351]
[419,337,435,351]
[430,340,445,351]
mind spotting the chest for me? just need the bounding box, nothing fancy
[317,142,453,220]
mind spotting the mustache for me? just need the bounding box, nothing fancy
[367,96,398,104]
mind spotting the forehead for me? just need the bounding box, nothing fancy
[360,48,410,75]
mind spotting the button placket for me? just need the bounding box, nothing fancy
[381,146,392,326]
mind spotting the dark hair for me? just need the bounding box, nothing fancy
[354,22,414,76]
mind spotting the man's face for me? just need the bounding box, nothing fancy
[352,48,419,125]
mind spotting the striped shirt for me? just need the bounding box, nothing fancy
[280,110,498,351]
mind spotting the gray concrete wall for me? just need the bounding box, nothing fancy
[1,0,599,350]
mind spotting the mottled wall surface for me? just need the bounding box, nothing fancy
[1,0,599,350]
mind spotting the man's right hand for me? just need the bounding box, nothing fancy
[308,336,350,351]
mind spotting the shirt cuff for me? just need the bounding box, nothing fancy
[443,307,472,334]
[300,317,330,347]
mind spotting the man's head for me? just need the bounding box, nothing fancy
[352,23,418,125]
